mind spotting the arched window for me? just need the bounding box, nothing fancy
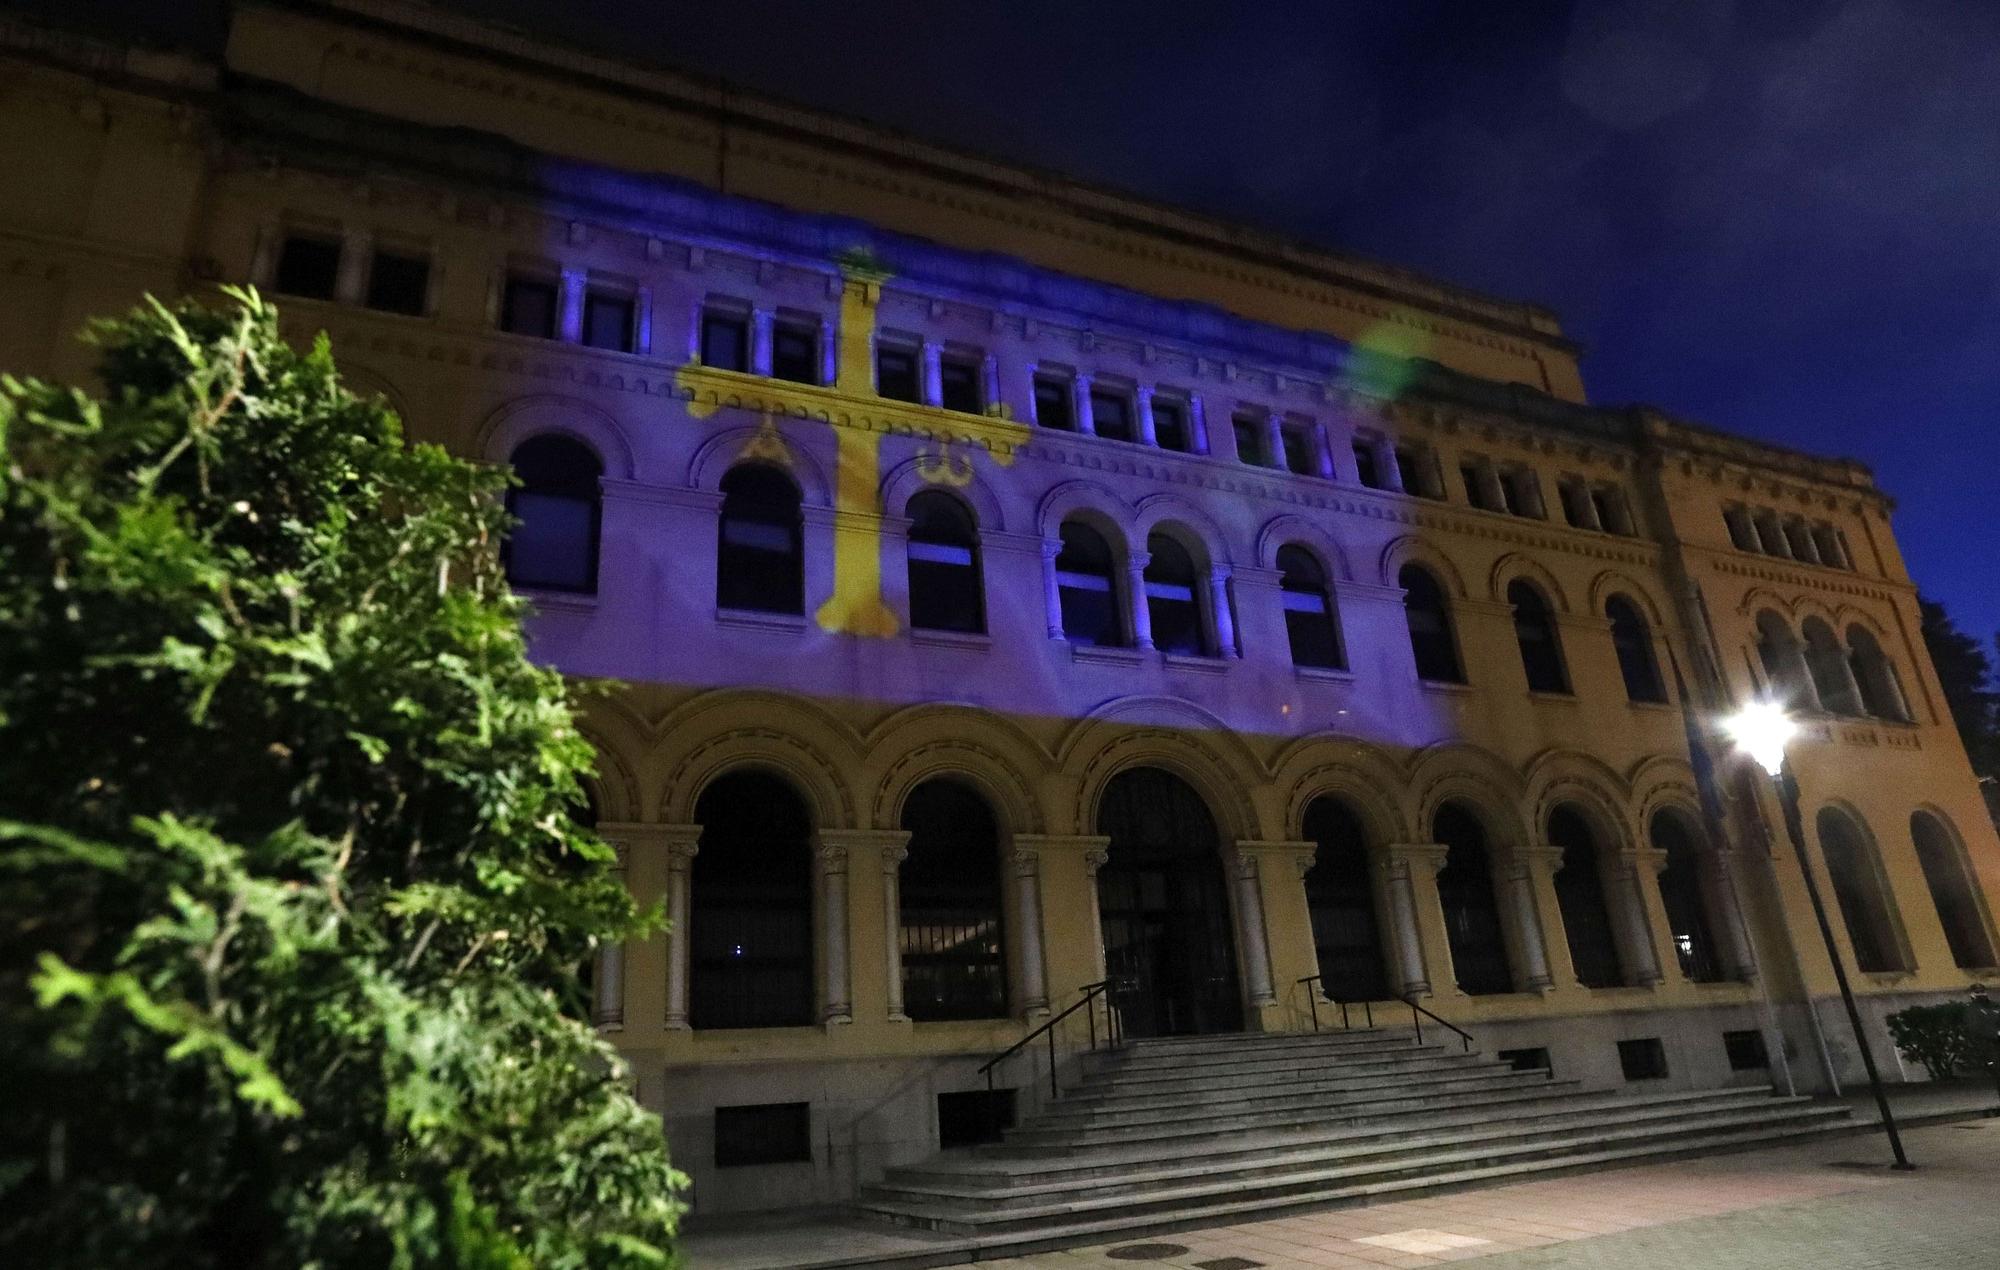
[1911,812,1997,970]
[1400,564,1463,684]
[690,770,815,1029]
[1433,802,1512,994]
[906,491,984,634]
[1097,768,1241,1036]
[716,465,803,615]
[1650,809,1725,983]
[1547,807,1623,988]
[1607,596,1666,703]
[1054,520,1123,647]
[1144,532,1207,655]
[1801,618,1861,716]
[1278,544,1343,670]
[899,779,1008,1019]
[1302,796,1387,1001]
[505,435,602,592]
[1846,627,1909,722]
[1755,611,1814,708]
[1815,808,1907,974]
[1509,580,1569,694]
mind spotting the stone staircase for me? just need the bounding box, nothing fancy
[854,1027,1852,1252]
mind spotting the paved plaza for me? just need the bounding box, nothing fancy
[984,1117,2000,1270]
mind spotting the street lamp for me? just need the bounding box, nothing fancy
[1723,700,1914,1170]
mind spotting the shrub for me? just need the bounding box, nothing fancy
[1885,1002,1970,1080]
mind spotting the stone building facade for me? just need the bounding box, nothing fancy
[5,0,1998,1217]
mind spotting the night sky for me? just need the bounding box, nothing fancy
[55,0,2000,641]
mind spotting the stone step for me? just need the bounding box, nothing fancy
[873,1092,1816,1205]
[1088,1028,1417,1064]
[1067,1050,1490,1104]
[1079,1039,1456,1081]
[840,1114,1859,1265]
[928,1087,1779,1181]
[859,1101,1849,1234]
[1024,1066,1543,1133]
[986,1077,1593,1155]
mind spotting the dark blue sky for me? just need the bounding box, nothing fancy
[463,0,1997,639]
[66,0,2000,639]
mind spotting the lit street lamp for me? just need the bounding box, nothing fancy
[1723,700,1914,1170]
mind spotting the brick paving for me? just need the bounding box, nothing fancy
[994,1118,2000,1270]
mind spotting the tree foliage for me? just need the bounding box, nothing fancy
[1885,1002,1970,1080]
[0,291,683,1267]
[1919,596,2000,825]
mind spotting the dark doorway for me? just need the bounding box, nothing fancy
[1433,802,1514,995]
[1096,768,1243,1037]
[690,770,815,1029]
[1302,795,1389,1002]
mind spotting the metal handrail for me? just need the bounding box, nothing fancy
[978,979,1120,1099]
[1294,975,1374,1031]
[1402,993,1474,1052]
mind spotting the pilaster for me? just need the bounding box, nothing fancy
[1379,843,1448,998]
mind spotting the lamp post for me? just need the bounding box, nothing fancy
[1723,700,1914,1170]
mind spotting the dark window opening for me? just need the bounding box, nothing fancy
[1607,595,1666,703]
[1593,488,1632,535]
[1233,415,1268,467]
[1352,441,1383,488]
[1303,797,1387,1001]
[900,780,1008,1020]
[502,274,559,339]
[1153,399,1191,452]
[1092,389,1135,443]
[1723,1030,1769,1071]
[691,772,815,1030]
[1618,1038,1669,1081]
[1461,461,1501,512]
[364,249,428,315]
[700,310,749,371]
[1510,580,1570,694]
[714,1102,811,1167]
[274,233,341,300]
[877,344,920,402]
[939,356,983,413]
[1034,376,1074,430]
[1278,544,1342,670]
[1280,425,1317,475]
[582,289,634,353]
[1144,533,1206,655]
[937,1090,1015,1149]
[1055,520,1123,647]
[504,434,601,593]
[1434,803,1512,995]
[772,321,819,384]
[1548,807,1624,989]
[1401,564,1463,684]
[1396,445,1438,498]
[1817,809,1904,974]
[1498,1047,1552,1074]
[716,464,804,615]
[1651,810,1725,983]
[906,491,983,635]
[1912,813,1996,970]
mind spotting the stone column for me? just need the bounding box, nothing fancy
[920,341,943,407]
[1208,568,1239,658]
[1041,540,1066,639]
[1135,385,1159,447]
[1127,553,1155,651]
[656,825,703,1030]
[1607,848,1667,986]
[594,840,629,1030]
[750,308,774,377]
[1379,438,1408,493]
[1225,847,1278,1007]
[982,353,1002,416]
[1263,410,1288,471]
[1380,844,1448,996]
[1014,834,1113,993]
[1073,373,1097,436]
[1189,395,1214,457]
[557,267,587,343]
[879,837,912,1022]
[1708,848,1762,982]
[819,321,839,387]
[813,835,853,1025]
[1501,846,1558,993]
[634,286,653,355]
[1007,843,1052,1017]
[1082,844,1111,981]
[335,227,372,305]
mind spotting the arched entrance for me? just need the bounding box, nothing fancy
[1096,767,1243,1037]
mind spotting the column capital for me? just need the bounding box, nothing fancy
[600,822,703,861]
[1383,842,1450,872]
[1610,845,1672,878]
[1005,843,1043,876]
[1014,833,1113,856]
[1513,843,1569,869]
[1236,839,1318,878]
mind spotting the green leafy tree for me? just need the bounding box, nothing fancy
[0,291,683,1268]
[1919,597,2000,825]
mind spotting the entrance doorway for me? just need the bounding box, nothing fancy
[1096,767,1243,1037]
